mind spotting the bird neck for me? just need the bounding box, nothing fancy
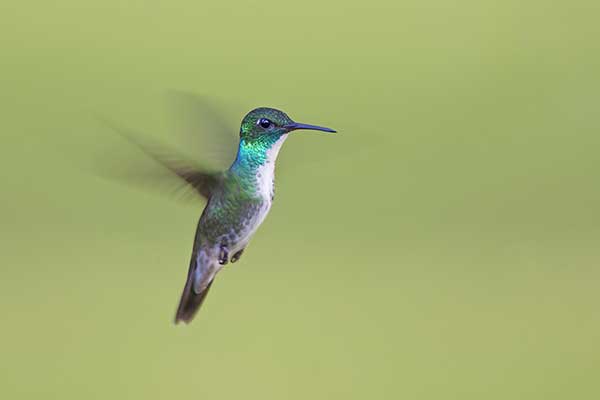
[231,134,287,175]
[230,134,288,193]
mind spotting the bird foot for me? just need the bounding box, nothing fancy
[231,248,245,263]
[218,244,229,265]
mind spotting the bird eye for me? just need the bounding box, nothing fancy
[257,118,273,129]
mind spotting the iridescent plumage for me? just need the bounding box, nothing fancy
[172,108,336,323]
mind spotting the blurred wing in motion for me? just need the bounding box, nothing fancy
[98,118,222,202]
[165,90,239,171]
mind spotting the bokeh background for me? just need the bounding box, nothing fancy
[2,1,599,398]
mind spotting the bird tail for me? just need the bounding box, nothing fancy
[175,251,216,324]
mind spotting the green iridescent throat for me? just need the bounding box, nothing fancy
[230,133,282,176]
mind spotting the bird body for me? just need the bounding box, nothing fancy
[172,108,335,323]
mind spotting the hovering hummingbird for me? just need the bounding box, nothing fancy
[114,106,336,324]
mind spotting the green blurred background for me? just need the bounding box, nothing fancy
[2,0,599,398]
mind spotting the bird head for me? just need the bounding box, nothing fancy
[239,107,336,143]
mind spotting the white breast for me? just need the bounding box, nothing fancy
[228,134,289,254]
[256,134,288,203]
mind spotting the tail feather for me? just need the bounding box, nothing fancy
[174,254,215,324]
[175,280,214,324]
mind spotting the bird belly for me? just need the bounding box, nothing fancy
[226,200,272,254]
[193,200,271,294]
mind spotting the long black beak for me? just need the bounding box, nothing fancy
[284,122,336,133]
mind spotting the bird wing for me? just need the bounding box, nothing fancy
[99,119,222,201]
[165,91,239,171]
[121,135,222,199]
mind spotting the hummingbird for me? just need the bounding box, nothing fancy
[117,107,337,324]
